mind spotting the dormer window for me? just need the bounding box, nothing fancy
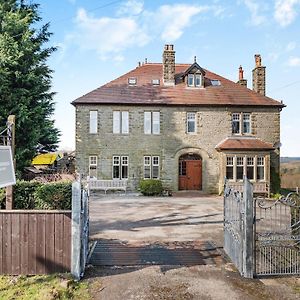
[128,77,137,85]
[187,73,202,87]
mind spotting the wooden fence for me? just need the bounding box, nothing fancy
[0,210,72,275]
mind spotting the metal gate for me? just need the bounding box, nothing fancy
[224,178,300,278]
[254,194,300,276]
[224,178,253,278]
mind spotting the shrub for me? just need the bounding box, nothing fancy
[12,180,72,210]
[270,167,281,194]
[0,188,5,209]
[34,182,72,210]
[139,179,163,196]
[13,181,42,209]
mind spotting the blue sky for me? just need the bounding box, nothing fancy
[38,0,300,156]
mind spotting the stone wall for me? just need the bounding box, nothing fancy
[75,105,281,193]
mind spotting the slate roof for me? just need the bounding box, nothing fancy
[215,137,275,151]
[72,63,284,107]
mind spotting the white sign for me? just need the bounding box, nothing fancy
[0,146,16,188]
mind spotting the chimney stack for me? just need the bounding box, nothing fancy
[237,65,247,87]
[252,54,266,96]
[163,44,175,86]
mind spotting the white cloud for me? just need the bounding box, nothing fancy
[286,41,296,51]
[274,0,300,27]
[117,0,144,16]
[153,4,210,41]
[72,8,149,60]
[287,56,300,66]
[67,3,226,60]
[242,0,267,26]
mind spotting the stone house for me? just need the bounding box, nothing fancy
[72,45,284,194]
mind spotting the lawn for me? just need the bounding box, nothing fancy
[0,274,90,300]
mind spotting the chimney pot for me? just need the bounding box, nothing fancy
[255,54,262,67]
[145,58,147,64]
[237,65,247,88]
[239,65,244,80]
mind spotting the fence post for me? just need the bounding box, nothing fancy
[6,115,15,209]
[71,181,81,280]
[243,176,254,278]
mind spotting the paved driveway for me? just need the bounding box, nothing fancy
[87,193,300,300]
[89,192,224,245]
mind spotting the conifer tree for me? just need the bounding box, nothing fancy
[0,0,60,174]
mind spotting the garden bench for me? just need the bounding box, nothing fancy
[88,179,127,194]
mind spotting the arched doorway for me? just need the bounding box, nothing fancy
[178,153,202,190]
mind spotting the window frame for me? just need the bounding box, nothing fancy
[143,155,160,179]
[226,156,234,180]
[232,112,252,135]
[112,155,129,180]
[257,156,265,181]
[144,111,160,135]
[226,154,267,182]
[113,111,129,134]
[89,155,97,178]
[187,73,202,88]
[89,111,98,134]
[187,112,197,134]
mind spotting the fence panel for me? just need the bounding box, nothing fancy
[0,210,71,275]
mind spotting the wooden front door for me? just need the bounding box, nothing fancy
[179,159,202,190]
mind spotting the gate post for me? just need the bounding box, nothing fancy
[243,177,254,278]
[71,181,81,280]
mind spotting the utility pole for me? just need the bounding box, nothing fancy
[6,115,15,209]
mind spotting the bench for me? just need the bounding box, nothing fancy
[229,181,270,197]
[88,179,127,194]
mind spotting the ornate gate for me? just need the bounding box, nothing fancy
[224,178,254,278]
[254,194,300,276]
[224,178,300,278]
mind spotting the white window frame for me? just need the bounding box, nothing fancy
[187,112,196,134]
[226,156,234,180]
[246,156,254,180]
[232,113,241,134]
[232,112,252,135]
[89,155,97,178]
[144,111,160,135]
[187,73,202,87]
[113,111,129,134]
[188,74,194,87]
[144,156,160,179]
[89,111,98,134]
[112,156,129,180]
[257,156,265,181]
[226,154,266,182]
[243,113,251,134]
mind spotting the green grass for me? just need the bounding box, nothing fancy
[0,274,90,300]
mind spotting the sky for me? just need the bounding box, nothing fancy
[36,0,300,156]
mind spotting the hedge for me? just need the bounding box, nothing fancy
[139,179,163,196]
[9,180,72,210]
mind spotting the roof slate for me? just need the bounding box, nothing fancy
[72,63,284,107]
[215,137,275,151]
